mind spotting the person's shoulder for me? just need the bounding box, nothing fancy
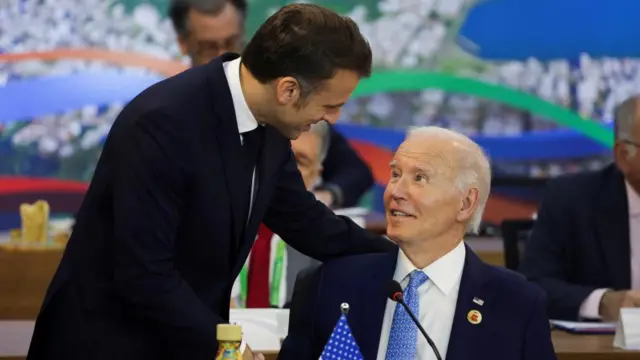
[134,67,211,113]
[110,66,216,140]
[545,164,614,195]
[485,265,545,302]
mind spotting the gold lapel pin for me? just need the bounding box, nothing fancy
[467,309,482,325]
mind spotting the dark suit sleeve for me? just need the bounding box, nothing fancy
[519,181,596,320]
[111,112,220,358]
[522,291,557,360]
[263,148,395,262]
[279,266,322,359]
[317,125,374,208]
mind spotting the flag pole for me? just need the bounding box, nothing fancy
[340,302,350,316]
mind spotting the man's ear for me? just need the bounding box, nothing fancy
[177,35,189,56]
[457,187,479,223]
[614,141,632,175]
[275,77,300,105]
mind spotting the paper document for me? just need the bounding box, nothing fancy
[334,207,369,217]
[551,320,616,334]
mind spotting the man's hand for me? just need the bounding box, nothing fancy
[243,344,265,360]
[313,190,334,207]
[599,290,640,321]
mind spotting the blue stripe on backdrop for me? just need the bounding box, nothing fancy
[0,72,163,122]
[335,123,610,161]
[0,72,612,160]
[458,0,640,61]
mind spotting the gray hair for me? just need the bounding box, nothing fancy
[405,126,492,235]
[615,96,640,157]
[308,121,331,162]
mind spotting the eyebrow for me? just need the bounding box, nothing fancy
[389,160,430,172]
[325,102,345,108]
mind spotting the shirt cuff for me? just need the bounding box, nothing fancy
[579,288,609,320]
[240,339,247,355]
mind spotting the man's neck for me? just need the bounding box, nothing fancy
[399,235,464,269]
[239,63,271,125]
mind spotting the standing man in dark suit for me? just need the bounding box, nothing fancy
[169,0,375,208]
[520,95,640,321]
[280,127,554,360]
[27,5,395,360]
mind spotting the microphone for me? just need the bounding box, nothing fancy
[385,280,443,360]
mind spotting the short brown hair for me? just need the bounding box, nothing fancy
[241,4,372,97]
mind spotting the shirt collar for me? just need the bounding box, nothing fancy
[626,180,640,217]
[393,240,466,296]
[222,57,259,134]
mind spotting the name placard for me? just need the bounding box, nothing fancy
[613,308,640,350]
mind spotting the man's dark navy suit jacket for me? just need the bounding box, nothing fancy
[26,53,395,360]
[280,246,556,360]
[520,164,630,320]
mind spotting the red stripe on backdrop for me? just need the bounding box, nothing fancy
[0,177,88,195]
[349,139,393,185]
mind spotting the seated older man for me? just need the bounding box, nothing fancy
[279,126,555,360]
[231,120,330,308]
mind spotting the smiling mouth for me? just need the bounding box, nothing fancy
[389,210,415,218]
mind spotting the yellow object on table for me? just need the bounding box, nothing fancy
[20,200,49,245]
[215,324,243,360]
[1,200,68,252]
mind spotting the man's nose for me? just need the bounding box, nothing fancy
[323,110,342,124]
[389,179,408,200]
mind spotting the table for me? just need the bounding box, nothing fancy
[2,322,638,360]
[552,331,640,359]
[0,248,64,319]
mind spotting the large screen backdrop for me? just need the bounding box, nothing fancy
[0,0,626,229]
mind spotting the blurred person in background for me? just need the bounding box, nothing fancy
[521,95,640,321]
[169,0,375,208]
[231,121,330,309]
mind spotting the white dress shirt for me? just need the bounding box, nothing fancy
[223,57,259,217]
[579,180,640,319]
[223,56,259,354]
[376,241,466,360]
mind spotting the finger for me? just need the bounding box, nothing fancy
[255,353,265,360]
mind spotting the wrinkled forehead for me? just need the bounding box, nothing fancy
[391,138,458,176]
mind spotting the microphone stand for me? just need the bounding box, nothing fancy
[397,298,443,360]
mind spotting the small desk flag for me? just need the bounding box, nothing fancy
[319,313,364,360]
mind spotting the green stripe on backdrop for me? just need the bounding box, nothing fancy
[353,71,614,147]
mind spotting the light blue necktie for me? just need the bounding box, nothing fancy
[385,270,429,360]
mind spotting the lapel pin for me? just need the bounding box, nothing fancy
[467,310,482,325]
[472,297,484,306]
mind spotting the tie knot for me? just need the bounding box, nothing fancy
[408,270,428,289]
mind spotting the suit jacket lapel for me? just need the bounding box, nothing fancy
[353,250,397,359]
[246,125,281,235]
[232,126,283,277]
[446,246,492,360]
[596,165,631,288]
[209,53,245,247]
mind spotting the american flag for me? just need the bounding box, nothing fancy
[319,314,364,360]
